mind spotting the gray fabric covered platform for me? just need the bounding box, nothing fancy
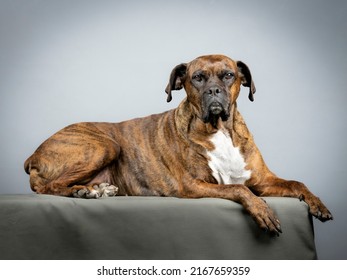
[0,195,317,259]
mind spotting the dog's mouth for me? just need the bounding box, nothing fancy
[209,102,224,115]
[202,101,230,127]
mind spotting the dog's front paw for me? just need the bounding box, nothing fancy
[303,195,333,222]
[247,198,282,236]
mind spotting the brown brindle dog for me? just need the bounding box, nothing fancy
[24,54,332,235]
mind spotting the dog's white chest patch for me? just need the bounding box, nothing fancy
[207,130,251,185]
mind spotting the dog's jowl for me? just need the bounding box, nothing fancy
[24,54,333,235]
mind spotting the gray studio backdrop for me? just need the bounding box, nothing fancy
[1,0,346,259]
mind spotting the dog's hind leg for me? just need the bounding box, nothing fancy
[27,160,119,198]
[24,122,121,198]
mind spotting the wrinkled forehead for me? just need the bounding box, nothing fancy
[187,55,237,75]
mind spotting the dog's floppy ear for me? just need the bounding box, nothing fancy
[237,61,256,102]
[165,63,187,102]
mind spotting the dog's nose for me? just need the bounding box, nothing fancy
[208,87,222,96]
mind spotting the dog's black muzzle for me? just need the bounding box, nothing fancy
[202,86,230,126]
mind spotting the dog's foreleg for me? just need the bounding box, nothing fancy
[180,180,282,235]
[250,177,333,221]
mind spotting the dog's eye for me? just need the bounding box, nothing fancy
[224,72,234,80]
[193,74,203,82]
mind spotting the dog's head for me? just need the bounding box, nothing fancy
[165,55,255,126]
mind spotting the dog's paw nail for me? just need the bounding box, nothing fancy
[320,211,333,221]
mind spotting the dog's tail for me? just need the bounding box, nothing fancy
[24,157,32,174]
